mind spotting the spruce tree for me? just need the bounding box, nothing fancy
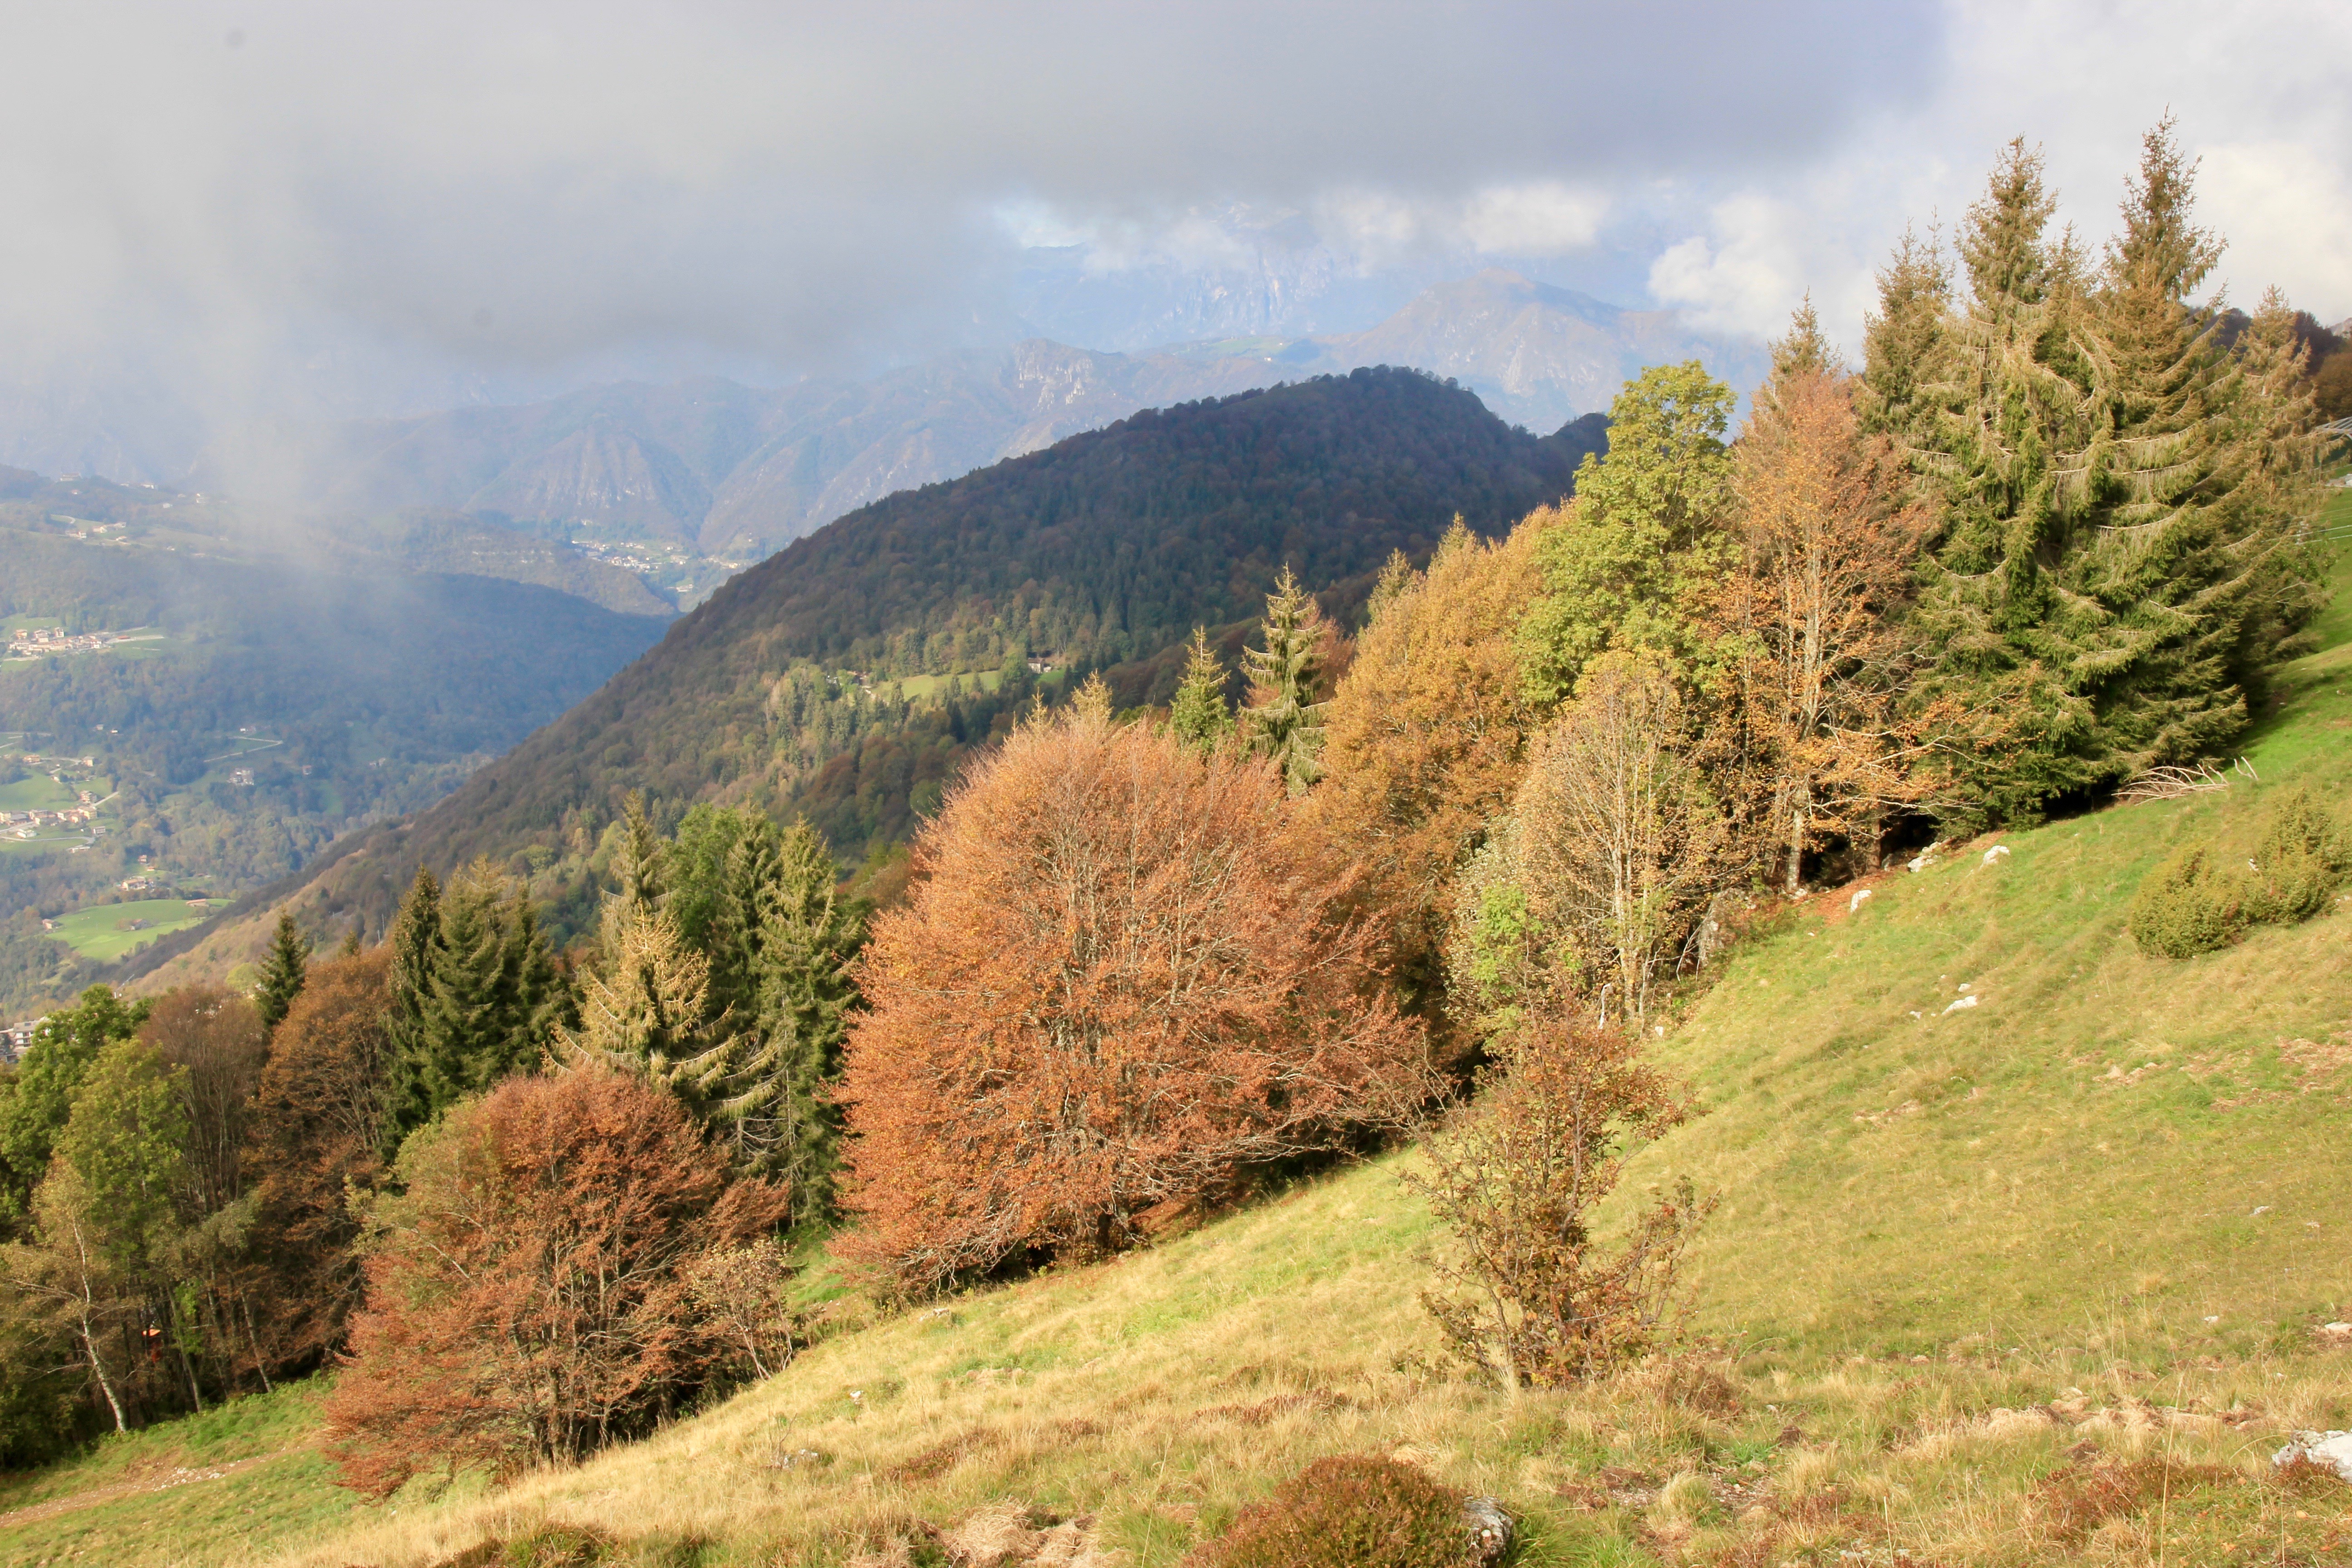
[1168,627,1234,753]
[382,863,566,1150]
[1855,226,1954,442]
[1892,139,2119,819]
[253,911,312,1031]
[1882,132,2331,822]
[610,790,666,917]
[1241,567,1328,794]
[740,819,862,1214]
[379,867,443,1153]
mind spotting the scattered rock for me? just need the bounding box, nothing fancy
[1942,995,1979,1014]
[1850,887,1873,912]
[2274,1432,2352,1482]
[2316,1322,2352,1347]
[1907,854,1936,873]
[1462,1497,1514,1564]
[1984,844,2011,865]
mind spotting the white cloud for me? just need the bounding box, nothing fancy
[1461,183,1609,257]
[2197,142,2352,321]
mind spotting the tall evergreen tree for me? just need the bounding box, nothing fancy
[1855,226,1954,442]
[252,912,312,1032]
[379,869,442,1154]
[381,863,565,1151]
[1241,567,1328,794]
[1167,627,1234,754]
[610,790,666,918]
[1882,132,2331,822]
[740,819,862,1213]
[1894,140,2118,818]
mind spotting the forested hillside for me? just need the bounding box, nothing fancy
[230,368,1600,947]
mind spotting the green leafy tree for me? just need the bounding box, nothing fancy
[1241,567,1329,794]
[0,986,150,1223]
[1515,362,1737,707]
[50,1037,200,1416]
[252,911,312,1032]
[1168,627,1235,753]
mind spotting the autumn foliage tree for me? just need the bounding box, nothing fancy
[838,693,1424,1294]
[323,1067,792,1497]
[1310,518,1548,1014]
[240,948,394,1374]
[1714,332,1938,889]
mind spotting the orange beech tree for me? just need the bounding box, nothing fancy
[838,683,1424,1293]
[323,1067,792,1497]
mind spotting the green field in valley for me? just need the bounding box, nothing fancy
[43,898,217,962]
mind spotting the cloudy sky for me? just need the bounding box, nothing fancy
[2,0,2347,473]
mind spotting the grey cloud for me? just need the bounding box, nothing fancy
[0,0,1943,474]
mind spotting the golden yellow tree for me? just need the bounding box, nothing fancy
[1718,343,1936,890]
[1308,517,1548,1014]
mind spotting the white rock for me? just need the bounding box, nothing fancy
[1851,888,1873,912]
[1907,855,1936,873]
[1942,995,1979,1014]
[2274,1431,2352,1480]
[1984,845,2011,864]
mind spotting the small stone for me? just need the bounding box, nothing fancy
[1941,995,1979,1014]
[1983,845,2011,865]
[1850,887,1873,912]
[2274,1431,2352,1481]
[1461,1497,1514,1565]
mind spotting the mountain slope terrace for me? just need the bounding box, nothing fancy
[5,514,2347,1568]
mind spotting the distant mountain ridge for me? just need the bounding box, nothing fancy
[191,272,1753,569]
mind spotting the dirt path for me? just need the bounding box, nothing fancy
[0,1448,287,1533]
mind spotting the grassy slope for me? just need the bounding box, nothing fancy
[4,523,2348,1568]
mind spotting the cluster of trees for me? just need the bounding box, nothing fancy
[832,127,2334,1380]
[0,800,860,1480]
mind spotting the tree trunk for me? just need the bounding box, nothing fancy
[78,1313,127,1433]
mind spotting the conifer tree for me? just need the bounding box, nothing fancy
[1167,627,1234,753]
[1855,226,1954,442]
[253,912,311,1032]
[740,820,862,1210]
[1241,567,1328,794]
[379,868,442,1154]
[381,863,566,1150]
[1881,132,2330,820]
[610,791,666,918]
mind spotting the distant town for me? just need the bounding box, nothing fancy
[5,623,159,659]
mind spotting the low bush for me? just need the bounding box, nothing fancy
[1189,1455,1473,1568]
[2130,788,2347,958]
[2127,844,2249,956]
[2245,786,2347,922]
